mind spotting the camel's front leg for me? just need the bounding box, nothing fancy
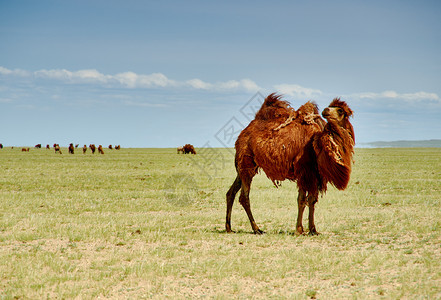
[307,193,319,235]
[296,190,307,235]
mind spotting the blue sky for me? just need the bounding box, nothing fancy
[1,0,440,147]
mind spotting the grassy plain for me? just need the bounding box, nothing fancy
[0,147,440,299]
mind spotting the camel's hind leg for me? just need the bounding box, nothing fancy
[227,154,261,234]
[226,175,241,233]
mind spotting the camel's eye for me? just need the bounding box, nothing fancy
[338,108,344,115]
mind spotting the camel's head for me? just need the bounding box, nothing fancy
[322,98,353,126]
[322,98,355,143]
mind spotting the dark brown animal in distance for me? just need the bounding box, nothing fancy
[68,143,74,154]
[98,145,104,154]
[83,145,87,154]
[183,144,196,154]
[115,145,121,150]
[89,144,96,154]
[226,93,354,235]
[35,144,42,148]
[54,144,62,154]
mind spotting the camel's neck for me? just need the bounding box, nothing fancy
[313,119,354,191]
[325,121,355,146]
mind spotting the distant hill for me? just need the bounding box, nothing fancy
[359,139,441,148]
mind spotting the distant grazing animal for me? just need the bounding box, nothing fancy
[0,144,3,149]
[68,143,74,154]
[54,144,62,154]
[183,144,196,154]
[89,144,96,154]
[108,145,113,150]
[115,145,121,150]
[83,145,87,154]
[226,93,354,235]
[98,145,104,154]
[46,144,50,149]
[22,148,30,152]
[35,144,42,148]
[177,146,184,154]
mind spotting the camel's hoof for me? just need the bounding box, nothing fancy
[308,230,320,236]
[254,229,264,235]
[296,228,304,236]
[226,224,234,233]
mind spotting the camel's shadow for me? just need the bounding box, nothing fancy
[211,227,314,236]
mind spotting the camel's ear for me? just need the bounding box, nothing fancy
[345,106,354,118]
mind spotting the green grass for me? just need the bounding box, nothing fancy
[0,147,440,299]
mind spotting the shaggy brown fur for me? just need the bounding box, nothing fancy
[68,143,74,154]
[226,93,354,235]
[183,144,196,154]
[83,145,87,154]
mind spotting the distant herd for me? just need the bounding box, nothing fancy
[0,143,122,154]
[0,143,196,155]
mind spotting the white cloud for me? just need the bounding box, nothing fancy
[113,72,177,88]
[218,79,260,92]
[35,68,109,84]
[74,69,108,83]
[352,90,440,102]
[240,79,260,92]
[186,79,212,90]
[35,69,71,80]
[114,72,138,88]
[0,66,30,76]
[136,73,176,88]
[2,66,259,92]
[186,78,259,92]
[3,66,438,104]
[273,84,323,99]
[401,91,439,101]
